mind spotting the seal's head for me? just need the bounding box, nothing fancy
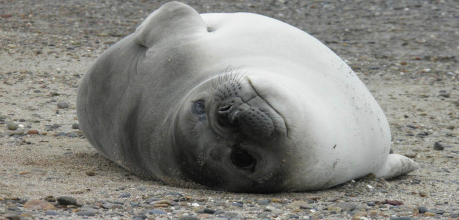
[173,68,294,192]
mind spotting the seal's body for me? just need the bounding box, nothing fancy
[77,2,417,192]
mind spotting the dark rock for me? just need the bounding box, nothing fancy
[72,123,79,129]
[418,206,429,214]
[434,142,445,150]
[57,196,77,206]
[204,208,216,214]
[439,90,450,98]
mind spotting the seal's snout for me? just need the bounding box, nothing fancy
[214,80,276,139]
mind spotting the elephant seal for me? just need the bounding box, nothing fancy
[77,1,418,192]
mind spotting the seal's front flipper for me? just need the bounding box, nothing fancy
[373,154,418,179]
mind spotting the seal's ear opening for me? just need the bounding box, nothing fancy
[134,1,207,48]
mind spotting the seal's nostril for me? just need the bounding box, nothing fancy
[218,103,233,113]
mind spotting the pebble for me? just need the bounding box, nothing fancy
[2,213,20,220]
[57,102,69,109]
[231,202,243,207]
[180,216,199,220]
[334,202,357,212]
[418,206,428,213]
[24,199,56,210]
[257,199,270,205]
[389,217,411,220]
[7,122,18,130]
[433,142,445,150]
[120,193,131,198]
[26,129,39,135]
[55,132,66,137]
[76,211,96,216]
[71,123,79,129]
[45,210,59,215]
[148,209,166,214]
[1,130,13,137]
[57,196,77,206]
[12,129,23,135]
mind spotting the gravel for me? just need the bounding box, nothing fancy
[1,0,459,219]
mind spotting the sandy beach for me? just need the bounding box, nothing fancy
[1,0,459,219]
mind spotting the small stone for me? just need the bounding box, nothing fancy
[76,211,96,216]
[433,142,445,150]
[68,132,78,137]
[447,125,455,130]
[203,208,216,214]
[102,202,114,209]
[45,196,56,202]
[86,171,96,176]
[418,206,428,214]
[424,212,436,216]
[439,90,450,98]
[148,209,166,215]
[110,204,125,209]
[120,193,131,198]
[57,196,77,206]
[54,132,66,137]
[334,202,357,212]
[231,202,243,207]
[71,123,79,129]
[257,199,270,205]
[286,201,309,209]
[24,199,56,210]
[57,102,69,109]
[180,216,199,220]
[45,210,59,215]
[2,213,21,220]
[1,130,13,137]
[300,205,313,209]
[7,122,19,130]
[12,129,23,135]
[390,217,412,220]
[27,129,39,135]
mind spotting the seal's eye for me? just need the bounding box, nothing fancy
[192,101,206,117]
[231,149,256,170]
